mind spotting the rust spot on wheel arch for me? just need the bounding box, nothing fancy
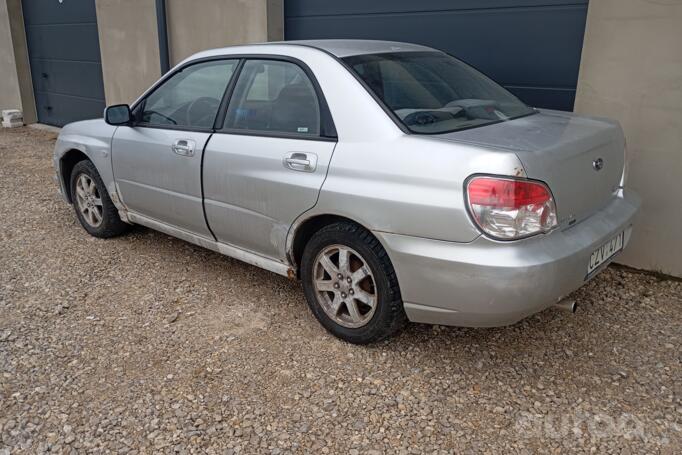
[287,268,298,280]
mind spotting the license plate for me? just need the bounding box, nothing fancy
[587,231,624,276]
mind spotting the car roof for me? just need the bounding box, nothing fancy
[280,39,436,57]
[195,39,436,60]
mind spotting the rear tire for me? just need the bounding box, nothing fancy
[301,221,407,344]
[69,160,130,238]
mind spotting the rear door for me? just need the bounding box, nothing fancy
[112,59,239,237]
[203,58,337,260]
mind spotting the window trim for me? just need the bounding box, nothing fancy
[130,54,338,141]
[212,59,246,131]
[215,128,338,143]
[216,55,337,140]
[131,58,241,133]
[283,44,413,135]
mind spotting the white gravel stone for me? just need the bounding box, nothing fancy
[0,126,680,453]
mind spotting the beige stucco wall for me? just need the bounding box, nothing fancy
[95,0,281,104]
[166,0,274,65]
[266,0,283,42]
[0,0,35,123]
[574,0,682,277]
[0,0,22,111]
[95,0,161,105]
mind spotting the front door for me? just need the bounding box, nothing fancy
[112,59,239,238]
[203,59,337,259]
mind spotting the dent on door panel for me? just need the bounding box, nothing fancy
[202,133,336,260]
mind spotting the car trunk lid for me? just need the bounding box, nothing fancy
[435,110,625,226]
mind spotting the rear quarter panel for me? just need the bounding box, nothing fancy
[312,135,527,243]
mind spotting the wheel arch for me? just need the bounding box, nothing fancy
[288,213,387,277]
[59,148,91,203]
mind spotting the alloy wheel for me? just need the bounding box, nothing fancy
[312,244,377,328]
[75,173,103,228]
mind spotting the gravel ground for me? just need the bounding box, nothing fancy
[0,126,680,454]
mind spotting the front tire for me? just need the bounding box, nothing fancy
[69,160,129,238]
[301,222,407,344]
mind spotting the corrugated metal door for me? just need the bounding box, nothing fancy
[22,0,105,126]
[285,0,588,111]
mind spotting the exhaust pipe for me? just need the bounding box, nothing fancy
[555,299,577,313]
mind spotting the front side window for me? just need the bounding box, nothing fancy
[223,60,321,136]
[343,52,535,134]
[139,60,237,128]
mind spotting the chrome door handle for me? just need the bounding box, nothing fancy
[286,157,310,166]
[283,152,317,172]
[172,139,195,157]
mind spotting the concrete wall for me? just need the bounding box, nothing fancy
[1,0,283,114]
[0,0,21,111]
[0,0,36,123]
[266,0,284,42]
[95,0,161,105]
[166,0,276,65]
[95,0,281,104]
[575,0,682,277]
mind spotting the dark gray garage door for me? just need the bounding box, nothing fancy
[285,0,588,111]
[23,0,105,126]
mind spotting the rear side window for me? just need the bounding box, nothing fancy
[223,60,321,136]
[139,60,237,128]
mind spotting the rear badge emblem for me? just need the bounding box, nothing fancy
[592,158,604,171]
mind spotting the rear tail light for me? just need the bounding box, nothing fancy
[466,176,557,240]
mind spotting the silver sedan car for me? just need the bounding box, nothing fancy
[53,40,640,344]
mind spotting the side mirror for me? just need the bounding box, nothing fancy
[104,104,132,126]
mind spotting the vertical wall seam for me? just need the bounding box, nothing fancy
[6,0,36,122]
[266,0,284,41]
[155,0,170,74]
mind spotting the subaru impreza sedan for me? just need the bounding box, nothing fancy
[53,40,640,344]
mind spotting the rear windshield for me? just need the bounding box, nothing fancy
[342,52,535,134]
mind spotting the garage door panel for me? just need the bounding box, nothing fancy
[33,92,104,126]
[285,0,587,17]
[25,23,102,62]
[285,0,588,111]
[22,0,97,25]
[29,59,105,101]
[287,7,585,88]
[506,86,575,113]
[23,0,105,126]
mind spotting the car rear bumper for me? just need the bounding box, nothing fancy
[375,189,641,327]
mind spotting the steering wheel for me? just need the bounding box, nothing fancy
[186,97,220,127]
[144,110,177,125]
